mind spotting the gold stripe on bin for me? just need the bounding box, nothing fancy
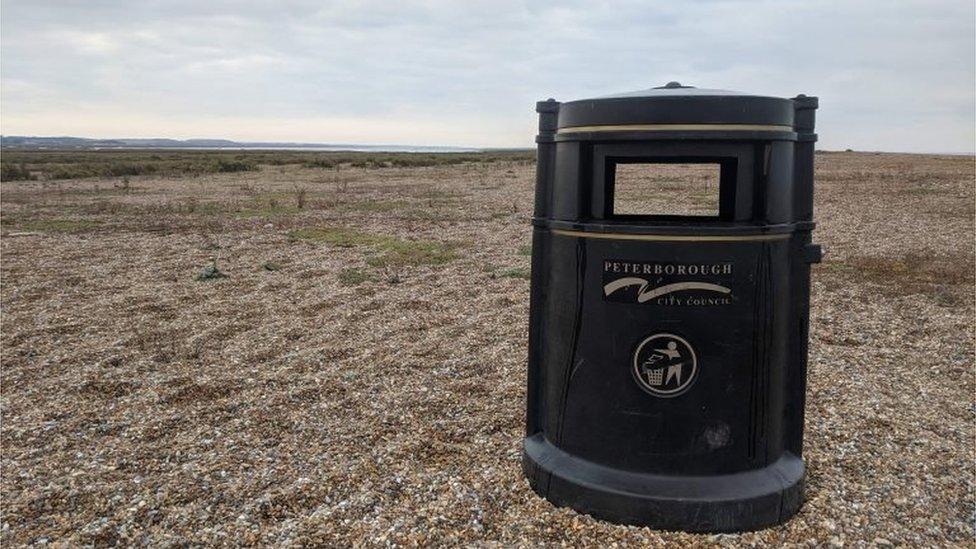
[550,228,790,242]
[556,123,795,134]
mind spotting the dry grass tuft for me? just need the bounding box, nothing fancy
[289,226,460,268]
[496,267,531,280]
[845,251,973,285]
[826,250,974,305]
[9,218,102,233]
[337,267,373,286]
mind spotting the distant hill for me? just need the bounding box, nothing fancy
[0,136,483,153]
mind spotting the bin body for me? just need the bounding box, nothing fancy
[523,84,820,532]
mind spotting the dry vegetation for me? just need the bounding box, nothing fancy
[0,150,533,181]
[1,150,973,546]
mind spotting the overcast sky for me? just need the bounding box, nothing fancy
[2,1,974,152]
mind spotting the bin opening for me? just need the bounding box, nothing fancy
[607,158,737,221]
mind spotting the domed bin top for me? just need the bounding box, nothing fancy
[555,82,797,134]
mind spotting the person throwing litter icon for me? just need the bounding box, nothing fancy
[634,335,697,396]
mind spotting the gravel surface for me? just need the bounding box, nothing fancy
[1,152,973,546]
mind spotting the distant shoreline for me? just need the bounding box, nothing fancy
[101,146,486,153]
[0,136,529,153]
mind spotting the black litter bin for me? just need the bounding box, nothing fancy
[523,83,821,532]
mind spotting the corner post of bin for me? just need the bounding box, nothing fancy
[534,99,560,218]
[527,98,559,437]
[788,94,818,458]
[792,95,818,222]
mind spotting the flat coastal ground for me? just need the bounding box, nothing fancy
[1,151,973,546]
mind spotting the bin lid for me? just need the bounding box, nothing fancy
[556,82,795,130]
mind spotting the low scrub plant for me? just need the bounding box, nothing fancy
[1,163,36,181]
[196,262,227,281]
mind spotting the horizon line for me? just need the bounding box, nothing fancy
[0,135,973,156]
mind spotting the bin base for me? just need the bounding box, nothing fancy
[522,433,804,533]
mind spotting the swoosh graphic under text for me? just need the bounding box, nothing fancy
[603,277,732,303]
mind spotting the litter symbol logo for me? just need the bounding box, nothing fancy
[632,333,698,397]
